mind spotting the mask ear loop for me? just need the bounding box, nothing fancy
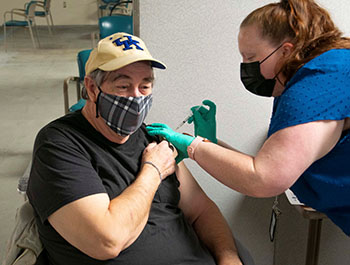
[275,74,285,86]
[95,86,102,118]
[260,43,284,64]
[260,43,285,88]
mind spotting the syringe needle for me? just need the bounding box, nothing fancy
[175,120,187,131]
[175,105,202,131]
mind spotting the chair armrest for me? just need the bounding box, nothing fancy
[63,76,80,114]
[4,10,25,21]
[36,2,45,8]
[18,161,32,201]
[10,10,26,17]
[11,8,26,12]
[91,31,99,48]
[4,11,12,19]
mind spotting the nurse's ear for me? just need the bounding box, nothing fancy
[281,42,294,58]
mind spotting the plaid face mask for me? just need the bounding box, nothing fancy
[95,88,153,136]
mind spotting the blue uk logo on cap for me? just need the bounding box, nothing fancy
[110,35,144,51]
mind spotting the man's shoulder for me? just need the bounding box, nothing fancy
[140,123,160,143]
[35,111,89,145]
[50,111,85,128]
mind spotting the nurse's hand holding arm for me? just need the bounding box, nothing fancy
[146,123,195,164]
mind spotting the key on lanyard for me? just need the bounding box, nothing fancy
[269,196,282,242]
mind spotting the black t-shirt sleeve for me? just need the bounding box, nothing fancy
[27,127,106,224]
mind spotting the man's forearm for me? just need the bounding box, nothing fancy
[47,165,162,261]
[105,165,161,253]
[192,203,242,265]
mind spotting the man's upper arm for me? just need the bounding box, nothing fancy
[48,193,116,260]
[176,162,214,225]
[28,135,106,222]
[28,136,115,259]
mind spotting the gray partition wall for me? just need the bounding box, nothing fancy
[139,1,350,264]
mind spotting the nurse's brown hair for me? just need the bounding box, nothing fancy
[240,0,350,82]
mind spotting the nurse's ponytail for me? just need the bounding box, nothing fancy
[281,0,350,80]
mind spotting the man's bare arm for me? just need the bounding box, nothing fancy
[177,162,243,265]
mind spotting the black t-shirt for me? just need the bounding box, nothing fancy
[27,111,215,265]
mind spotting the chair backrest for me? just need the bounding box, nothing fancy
[109,1,132,16]
[68,49,92,112]
[77,49,92,81]
[26,1,37,19]
[99,15,133,39]
[102,0,121,4]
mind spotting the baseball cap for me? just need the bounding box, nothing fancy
[85,32,166,75]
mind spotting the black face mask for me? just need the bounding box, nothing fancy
[240,44,283,97]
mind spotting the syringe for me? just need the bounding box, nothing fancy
[175,105,202,131]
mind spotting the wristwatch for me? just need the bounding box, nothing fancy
[187,136,210,160]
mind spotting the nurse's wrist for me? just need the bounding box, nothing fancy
[187,136,210,160]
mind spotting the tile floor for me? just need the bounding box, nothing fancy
[0,25,97,259]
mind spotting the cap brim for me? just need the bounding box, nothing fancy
[150,60,166,70]
[98,54,166,72]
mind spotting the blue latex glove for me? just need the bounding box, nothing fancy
[187,99,217,143]
[146,123,195,164]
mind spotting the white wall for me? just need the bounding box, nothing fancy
[140,1,350,264]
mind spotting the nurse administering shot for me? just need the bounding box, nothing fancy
[147,0,350,236]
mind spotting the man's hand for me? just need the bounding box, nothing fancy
[142,141,176,180]
[188,99,217,143]
[146,123,195,163]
